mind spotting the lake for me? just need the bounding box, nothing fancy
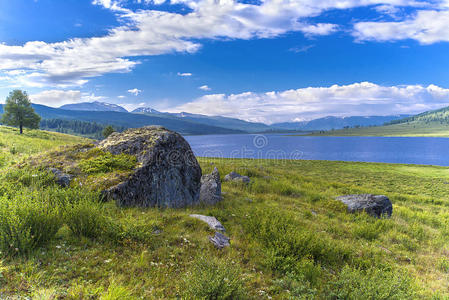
[185,134,449,166]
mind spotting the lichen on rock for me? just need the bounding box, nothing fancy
[99,126,202,208]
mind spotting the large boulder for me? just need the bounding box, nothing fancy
[335,194,393,218]
[199,167,222,205]
[99,126,202,208]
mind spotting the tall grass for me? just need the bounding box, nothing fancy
[0,189,63,256]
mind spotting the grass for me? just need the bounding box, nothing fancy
[0,125,448,298]
[308,121,449,137]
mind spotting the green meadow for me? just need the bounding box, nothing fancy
[0,126,448,299]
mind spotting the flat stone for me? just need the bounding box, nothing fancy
[335,194,393,218]
[190,214,226,232]
[209,232,230,249]
[224,171,250,183]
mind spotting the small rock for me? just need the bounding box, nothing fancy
[190,214,226,232]
[50,168,72,187]
[335,194,392,218]
[224,171,250,183]
[209,232,230,249]
[311,210,317,216]
[199,167,222,205]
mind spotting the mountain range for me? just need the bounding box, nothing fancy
[272,115,410,131]
[60,101,128,113]
[0,101,418,136]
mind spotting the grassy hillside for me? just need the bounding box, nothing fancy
[309,106,449,137]
[0,128,448,298]
[0,126,88,167]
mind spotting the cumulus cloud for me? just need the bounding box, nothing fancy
[199,85,211,91]
[128,88,142,96]
[354,4,449,44]
[30,90,82,106]
[1,0,416,88]
[169,82,449,124]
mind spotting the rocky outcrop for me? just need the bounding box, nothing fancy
[190,214,226,232]
[209,232,230,249]
[99,126,202,208]
[50,168,72,187]
[224,171,250,183]
[335,194,393,218]
[199,167,222,205]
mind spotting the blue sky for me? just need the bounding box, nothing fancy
[1,0,449,123]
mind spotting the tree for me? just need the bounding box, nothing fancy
[102,125,115,138]
[1,90,40,134]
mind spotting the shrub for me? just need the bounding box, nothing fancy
[325,265,416,299]
[243,208,353,273]
[352,217,389,241]
[79,151,137,174]
[183,256,248,299]
[0,189,63,256]
[272,272,317,299]
[64,193,109,239]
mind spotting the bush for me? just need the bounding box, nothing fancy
[183,256,248,299]
[243,208,353,273]
[272,272,317,299]
[325,265,416,299]
[79,151,137,174]
[0,189,63,256]
[64,193,110,239]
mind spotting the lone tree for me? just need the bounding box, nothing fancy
[102,125,115,138]
[1,90,41,134]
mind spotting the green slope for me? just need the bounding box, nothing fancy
[309,106,449,137]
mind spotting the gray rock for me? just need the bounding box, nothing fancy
[199,167,222,205]
[190,214,226,232]
[209,232,230,249]
[50,168,72,187]
[224,171,250,184]
[335,194,393,218]
[99,126,202,208]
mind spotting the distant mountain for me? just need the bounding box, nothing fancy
[311,107,449,137]
[273,115,410,131]
[132,107,161,114]
[60,101,128,113]
[135,110,273,133]
[0,104,244,135]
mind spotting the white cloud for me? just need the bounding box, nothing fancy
[289,44,315,53]
[0,0,443,88]
[30,90,82,107]
[354,9,449,44]
[118,95,126,98]
[199,85,211,91]
[128,88,142,96]
[168,82,449,124]
[29,90,108,107]
[0,0,404,88]
[177,72,192,77]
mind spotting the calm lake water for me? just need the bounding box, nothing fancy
[185,134,449,166]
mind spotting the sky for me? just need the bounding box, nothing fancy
[0,0,449,124]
